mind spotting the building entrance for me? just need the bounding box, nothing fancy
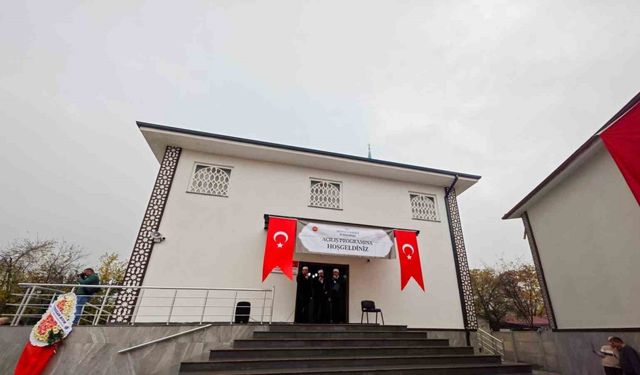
[294,261,349,324]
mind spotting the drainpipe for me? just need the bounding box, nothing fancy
[445,175,459,197]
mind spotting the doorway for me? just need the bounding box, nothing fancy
[295,261,349,324]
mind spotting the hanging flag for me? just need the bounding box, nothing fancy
[262,217,298,281]
[394,230,425,291]
[601,101,640,205]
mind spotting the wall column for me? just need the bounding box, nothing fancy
[444,187,478,331]
[522,211,557,330]
[109,146,182,323]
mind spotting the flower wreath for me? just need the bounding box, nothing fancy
[30,293,77,347]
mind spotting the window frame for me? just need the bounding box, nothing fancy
[186,162,233,198]
[308,177,343,210]
[409,191,440,222]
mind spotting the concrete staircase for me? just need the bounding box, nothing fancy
[179,324,532,374]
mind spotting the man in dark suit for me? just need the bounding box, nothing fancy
[328,268,345,323]
[312,269,329,323]
[295,266,313,323]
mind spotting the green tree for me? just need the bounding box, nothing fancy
[97,252,127,285]
[470,267,510,331]
[499,261,545,329]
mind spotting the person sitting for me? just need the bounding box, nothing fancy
[73,268,100,325]
[593,338,622,375]
[609,337,640,375]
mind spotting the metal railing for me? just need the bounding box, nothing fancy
[477,328,505,359]
[4,283,275,326]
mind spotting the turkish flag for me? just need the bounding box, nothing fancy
[601,101,640,205]
[14,343,57,375]
[262,217,297,281]
[394,230,425,291]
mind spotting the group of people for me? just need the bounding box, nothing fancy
[594,336,640,375]
[295,266,346,324]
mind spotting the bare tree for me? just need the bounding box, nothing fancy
[0,238,86,314]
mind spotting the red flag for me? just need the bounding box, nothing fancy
[394,230,425,291]
[262,217,297,281]
[601,101,640,205]
[14,343,57,375]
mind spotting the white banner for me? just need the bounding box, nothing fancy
[297,222,393,258]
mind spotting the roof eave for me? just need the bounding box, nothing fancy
[502,90,640,220]
[137,121,482,183]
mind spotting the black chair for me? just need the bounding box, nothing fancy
[360,300,384,325]
[234,301,251,324]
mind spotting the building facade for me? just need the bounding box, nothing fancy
[504,93,640,374]
[113,122,480,331]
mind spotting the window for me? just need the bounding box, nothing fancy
[187,163,232,197]
[309,179,342,209]
[410,193,439,221]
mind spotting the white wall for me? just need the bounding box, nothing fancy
[527,143,640,329]
[139,148,465,328]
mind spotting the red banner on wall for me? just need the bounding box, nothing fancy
[601,101,640,206]
[262,217,298,281]
[14,343,56,375]
[394,230,425,291]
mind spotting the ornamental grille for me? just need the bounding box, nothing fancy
[444,187,478,330]
[410,193,438,221]
[110,146,181,323]
[187,164,232,196]
[310,179,341,209]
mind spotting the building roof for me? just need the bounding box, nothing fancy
[137,121,481,194]
[503,91,640,220]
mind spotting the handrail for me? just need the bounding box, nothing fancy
[477,328,505,359]
[18,283,272,292]
[5,283,275,326]
[117,324,213,354]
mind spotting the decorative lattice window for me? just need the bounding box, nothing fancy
[309,179,342,209]
[187,163,232,197]
[410,193,439,221]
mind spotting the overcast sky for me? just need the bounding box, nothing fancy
[1,1,639,269]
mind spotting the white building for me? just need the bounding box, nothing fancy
[503,93,640,374]
[112,122,480,331]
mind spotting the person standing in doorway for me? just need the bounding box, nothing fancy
[593,338,622,375]
[609,337,640,375]
[73,268,100,325]
[328,268,345,323]
[313,269,329,323]
[295,266,313,323]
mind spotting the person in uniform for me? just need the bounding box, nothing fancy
[295,266,313,323]
[312,269,329,323]
[328,268,345,323]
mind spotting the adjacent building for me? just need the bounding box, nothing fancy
[503,92,640,374]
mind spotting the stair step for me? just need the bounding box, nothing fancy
[181,354,502,372]
[267,324,407,332]
[234,338,449,349]
[210,346,473,360]
[253,330,427,339]
[180,362,532,374]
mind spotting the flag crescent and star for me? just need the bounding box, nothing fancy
[262,217,425,291]
[394,229,425,291]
